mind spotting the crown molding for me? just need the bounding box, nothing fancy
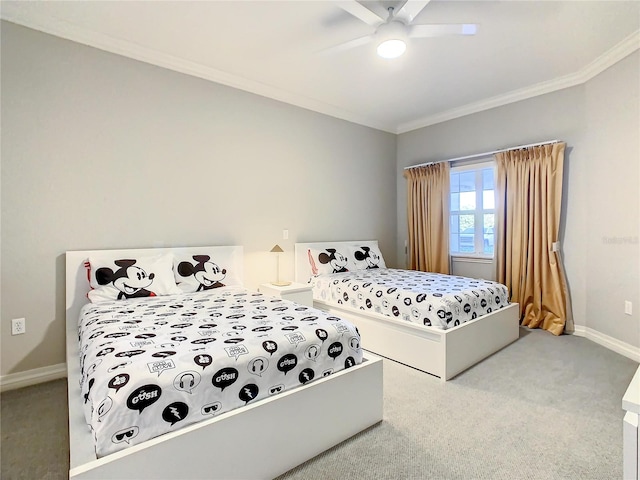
[1,10,637,136]
[580,29,640,82]
[0,15,397,134]
[397,30,640,134]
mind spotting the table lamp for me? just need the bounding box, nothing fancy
[270,244,291,286]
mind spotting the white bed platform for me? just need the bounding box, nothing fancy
[295,241,519,381]
[66,245,383,480]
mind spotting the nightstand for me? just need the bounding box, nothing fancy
[259,282,314,307]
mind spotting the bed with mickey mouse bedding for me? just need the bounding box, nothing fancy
[294,240,519,381]
[66,245,383,480]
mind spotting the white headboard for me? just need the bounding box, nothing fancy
[65,245,243,326]
[294,240,380,284]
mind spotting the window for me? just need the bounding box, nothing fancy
[450,162,495,256]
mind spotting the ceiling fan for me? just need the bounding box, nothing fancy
[324,0,477,58]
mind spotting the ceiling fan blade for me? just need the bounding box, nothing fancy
[336,1,384,27]
[318,35,375,55]
[396,0,432,24]
[409,24,478,38]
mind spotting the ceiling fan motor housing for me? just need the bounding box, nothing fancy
[375,20,408,44]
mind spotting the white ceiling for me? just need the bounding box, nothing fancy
[2,1,639,134]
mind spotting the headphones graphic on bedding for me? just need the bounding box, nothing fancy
[306,344,319,360]
[251,358,266,373]
[179,373,195,389]
[253,359,264,372]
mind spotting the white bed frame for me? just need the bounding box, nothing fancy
[295,241,519,381]
[66,245,383,480]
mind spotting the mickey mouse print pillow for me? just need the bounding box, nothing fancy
[86,253,182,303]
[348,244,387,270]
[307,247,351,276]
[173,248,242,293]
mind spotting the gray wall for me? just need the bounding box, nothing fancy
[584,53,639,344]
[2,20,637,377]
[0,22,397,375]
[397,51,639,349]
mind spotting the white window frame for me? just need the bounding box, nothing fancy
[450,160,496,259]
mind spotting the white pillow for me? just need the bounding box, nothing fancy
[307,247,351,276]
[87,253,181,303]
[348,244,386,270]
[173,249,242,293]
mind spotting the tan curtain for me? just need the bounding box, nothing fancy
[404,162,450,274]
[495,143,570,335]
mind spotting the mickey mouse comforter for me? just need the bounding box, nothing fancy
[311,269,510,330]
[78,286,363,458]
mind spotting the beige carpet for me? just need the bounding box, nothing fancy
[1,328,638,480]
[1,379,69,479]
[279,329,638,479]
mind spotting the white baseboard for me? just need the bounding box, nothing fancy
[570,326,640,363]
[0,363,67,392]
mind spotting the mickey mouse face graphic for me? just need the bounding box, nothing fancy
[96,260,156,300]
[178,255,226,291]
[318,249,349,273]
[354,247,381,269]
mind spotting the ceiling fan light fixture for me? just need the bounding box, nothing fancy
[377,39,406,58]
[375,18,408,59]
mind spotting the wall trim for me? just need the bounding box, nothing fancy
[0,363,67,392]
[0,11,637,135]
[570,326,640,363]
[398,30,640,133]
[0,16,396,134]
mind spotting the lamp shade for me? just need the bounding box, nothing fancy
[270,244,284,253]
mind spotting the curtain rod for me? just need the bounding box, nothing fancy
[403,139,561,170]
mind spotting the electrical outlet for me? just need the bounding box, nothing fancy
[11,318,26,335]
[625,301,633,316]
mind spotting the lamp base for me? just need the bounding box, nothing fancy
[271,281,292,287]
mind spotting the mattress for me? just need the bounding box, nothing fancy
[78,286,363,457]
[311,268,509,329]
